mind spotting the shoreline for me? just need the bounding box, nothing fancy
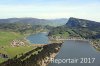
[25,32,100,52]
[49,37,100,51]
[23,31,49,46]
[90,40,100,51]
[25,32,100,51]
[38,43,63,66]
[54,38,89,41]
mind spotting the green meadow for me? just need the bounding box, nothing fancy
[0,31,23,46]
[0,31,35,63]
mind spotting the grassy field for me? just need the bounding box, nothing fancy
[0,31,24,46]
[0,31,36,63]
[0,46,36,63]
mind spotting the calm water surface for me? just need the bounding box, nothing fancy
[49,40,100,66]
[27,33,100,66]
[27,32,49,44]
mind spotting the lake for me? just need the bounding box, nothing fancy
[26,32,49,44]
[27,33,100,66]
[49,40,100,66]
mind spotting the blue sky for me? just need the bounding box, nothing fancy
[0,0,100,21]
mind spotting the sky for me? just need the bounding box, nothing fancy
[0,0,100,22]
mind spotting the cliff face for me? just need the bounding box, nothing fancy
[66,17,100,29]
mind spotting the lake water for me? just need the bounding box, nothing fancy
[27,33,100,66]
[49,40,100,66]
[26,32,49,44]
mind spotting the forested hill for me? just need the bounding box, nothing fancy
[66,17,100,31]
[48,17,100,51]
[48,17,100,39]
[0,18,67,27]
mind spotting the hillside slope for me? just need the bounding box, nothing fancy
[0,18,68,27]
[66,17,100,32]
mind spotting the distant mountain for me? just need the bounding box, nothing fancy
[0,18,68,26]
[46,18,68,26]
[66,17,100,28]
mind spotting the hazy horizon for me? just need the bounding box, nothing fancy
[0,0,100,22]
